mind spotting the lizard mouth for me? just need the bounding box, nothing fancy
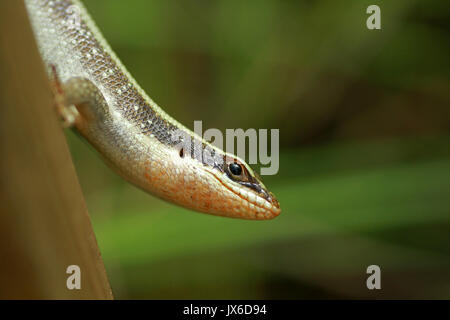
[207,169,281,218]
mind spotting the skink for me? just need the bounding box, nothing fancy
[24,0,280,220]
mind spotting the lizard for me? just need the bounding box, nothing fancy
[24,0,281,220]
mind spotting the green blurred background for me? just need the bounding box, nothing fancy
[66,0,450,298]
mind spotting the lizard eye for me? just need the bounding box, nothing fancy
[228,163,243,177]
[224,157,251,183]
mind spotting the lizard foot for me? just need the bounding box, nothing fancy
[49,64,80,128]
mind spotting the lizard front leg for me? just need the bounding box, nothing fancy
[50,65,110,129]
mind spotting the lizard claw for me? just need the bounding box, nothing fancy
[49,64,79,128]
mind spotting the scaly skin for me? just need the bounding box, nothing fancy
[25,0,281,220]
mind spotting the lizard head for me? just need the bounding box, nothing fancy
[166,143,281,220]
[141,138,281,220]
[208,155,281,220]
